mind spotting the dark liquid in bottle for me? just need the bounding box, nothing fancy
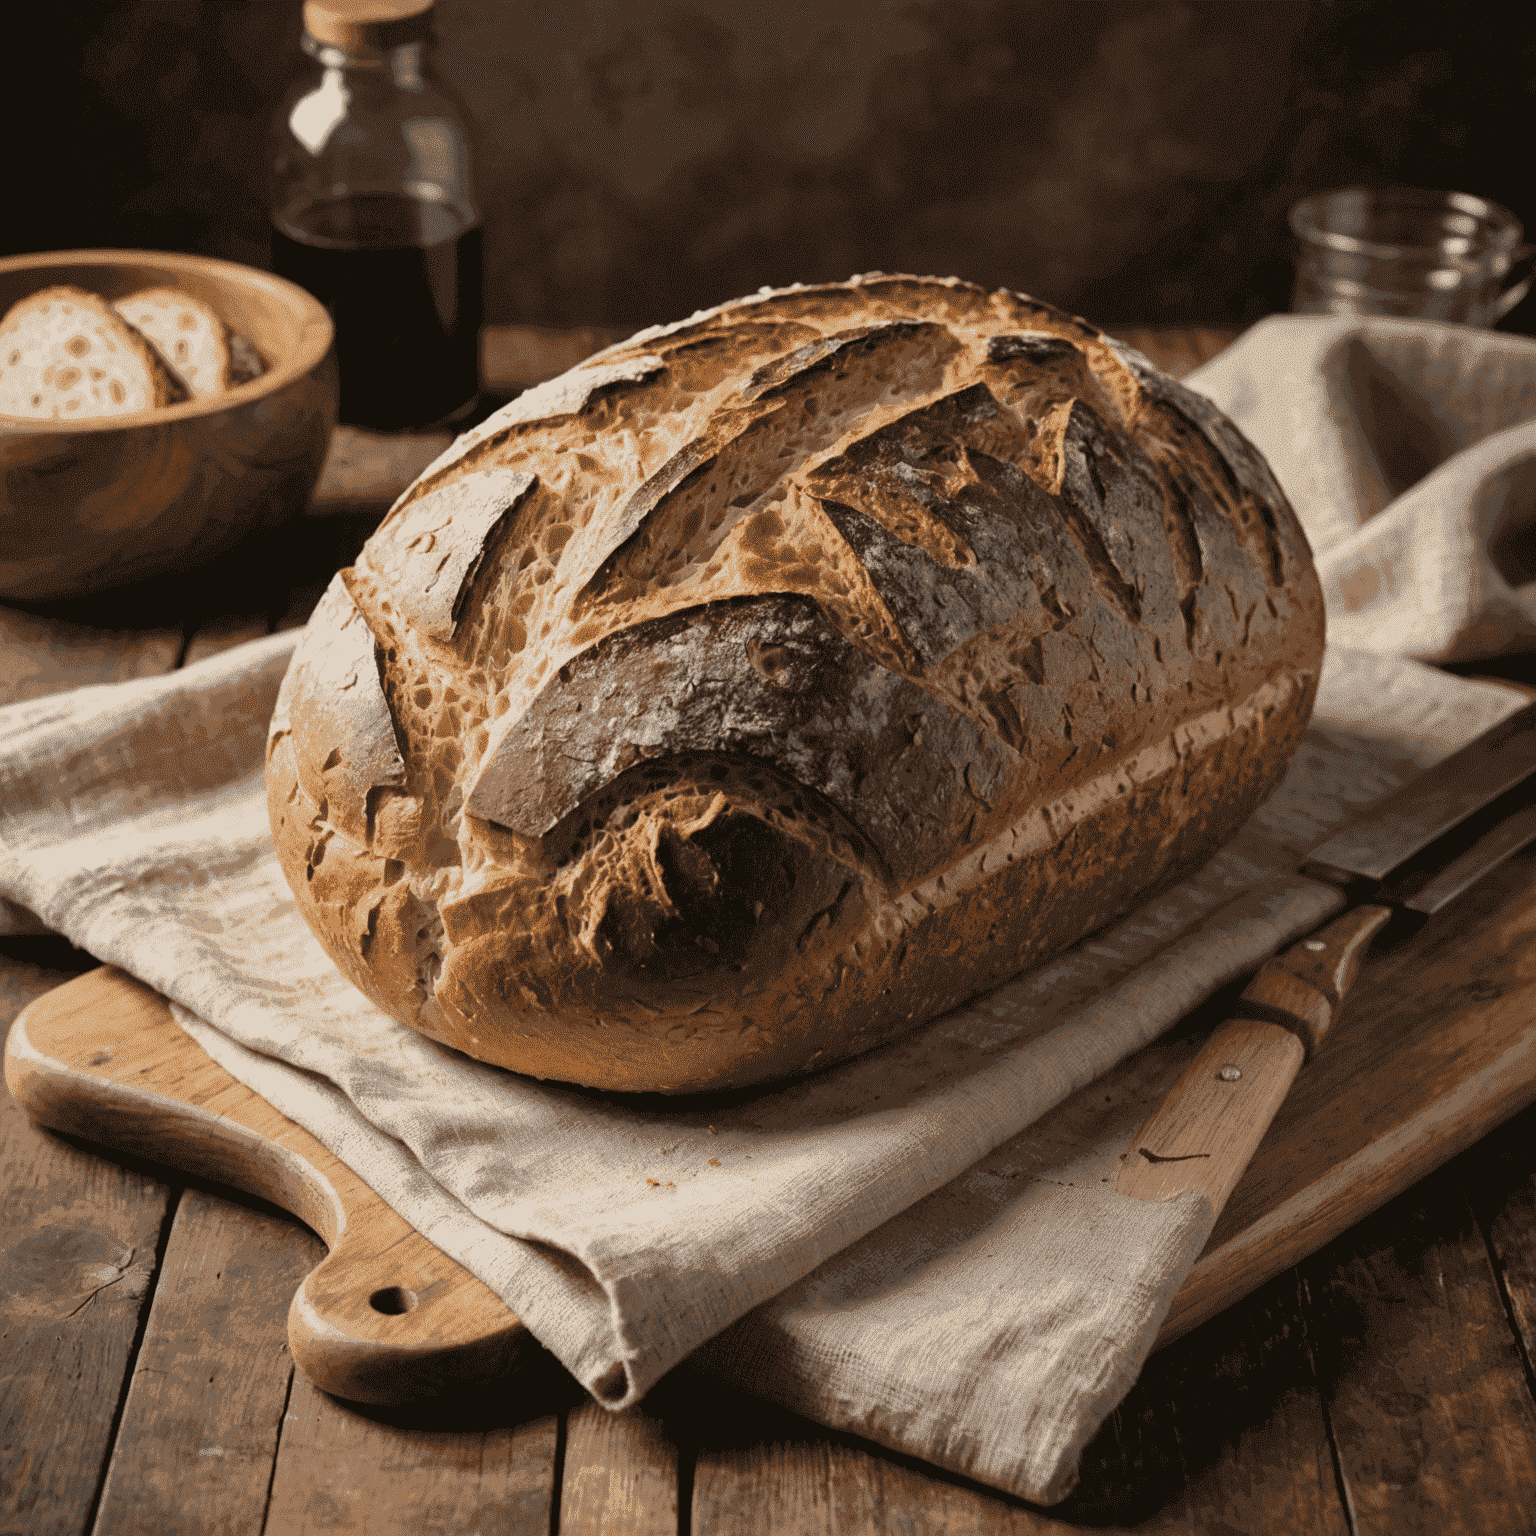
[272,193,482,430]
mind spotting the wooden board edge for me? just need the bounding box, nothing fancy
[5,1003,348,1242]
[5,973,533,1404]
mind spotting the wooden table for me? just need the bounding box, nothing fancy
[3,327,1535,1536]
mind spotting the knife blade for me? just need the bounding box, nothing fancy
[1302,699,1536,887]
[1116,699,1536,1217]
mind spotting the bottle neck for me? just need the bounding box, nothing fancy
[301,33,426,89]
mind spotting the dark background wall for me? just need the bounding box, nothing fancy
[7,0,1533,334]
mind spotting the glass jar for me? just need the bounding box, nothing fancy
[269,0,483,430]
[1289,187,1533,329]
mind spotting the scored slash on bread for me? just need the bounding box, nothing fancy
[112,286,233,401]
[0,285,185,420]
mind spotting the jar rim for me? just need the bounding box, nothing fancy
[1289,186,1522,261]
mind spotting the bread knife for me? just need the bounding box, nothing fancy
[1116,699,1536,1214]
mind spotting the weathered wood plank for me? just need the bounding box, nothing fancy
[1301,1166,1536,1534]
[88,1186,320,1536]
[1465,1102,1536,1392]
[262,1373,560,1534]
[0,1001,171,1536]
[8,968,532,1408]
[691,1429,1070,1534]
[308,427,453,518]
[693,1439,974,1535]
[691,1428,877,1535]
[560,1400,678,1536]
[481,324,628,394]
[1062,1271,1350,1534]
[685,1372,1063,1535]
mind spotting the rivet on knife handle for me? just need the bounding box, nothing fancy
[1116,904,1391,1209]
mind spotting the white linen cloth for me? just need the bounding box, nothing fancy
[1194,315,1536,663]
[1,315,1530,1504]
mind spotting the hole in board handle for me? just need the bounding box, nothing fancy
[369,1285,418,1315]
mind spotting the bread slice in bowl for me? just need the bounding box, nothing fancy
[113,286,233,401]
[0,285,184,419]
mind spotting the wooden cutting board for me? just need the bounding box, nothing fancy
[6,841,1536,1406]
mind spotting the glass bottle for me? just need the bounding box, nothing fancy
[269,0,483,431]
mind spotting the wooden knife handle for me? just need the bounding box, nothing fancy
[1117,903,1392,1209]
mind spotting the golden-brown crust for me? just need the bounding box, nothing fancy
[266,274,1325,1093]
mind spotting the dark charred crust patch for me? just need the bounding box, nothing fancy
[574,327,964,619]
[1112,340,1285,503]
[540,749,887,885]
[806,384,1012,562]
[806,378,1163,672]
[465,594,1017,889]
[1157,464,1206,597]
[1054,400,1169,624]
[592,811,854,988]
[986,332,1083,366]
[818,491,1051,672]
[815,379,1001,468]
[1106,336,1293,586]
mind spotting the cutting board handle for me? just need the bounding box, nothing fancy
[3,967,532,1404]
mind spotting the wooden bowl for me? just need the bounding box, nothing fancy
[0,249,337,602]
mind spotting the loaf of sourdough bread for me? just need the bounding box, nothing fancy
[267,275,1324,1093]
